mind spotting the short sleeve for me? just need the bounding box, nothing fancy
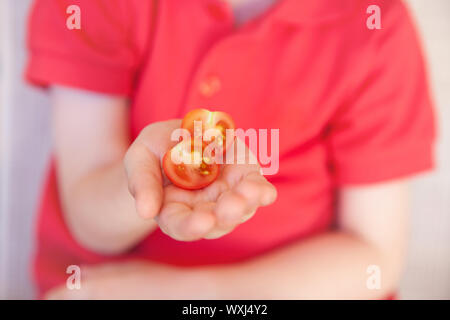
[328,1,436,185]
[25,0,154,96]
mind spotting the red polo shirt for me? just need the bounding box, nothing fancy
[26,0,435,296]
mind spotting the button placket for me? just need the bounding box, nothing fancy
[181,26,253,113]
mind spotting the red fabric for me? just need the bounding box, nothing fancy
[26,0,435,296]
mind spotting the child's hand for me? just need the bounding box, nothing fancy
[124,120,277,241]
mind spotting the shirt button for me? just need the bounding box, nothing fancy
[199,75,222,97]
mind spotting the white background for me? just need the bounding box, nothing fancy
[0,0,449,299]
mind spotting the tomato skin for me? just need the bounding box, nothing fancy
[181,109,210,131]
[181,109,235,152]
[162,145,220,190]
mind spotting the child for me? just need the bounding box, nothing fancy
[26,0,435,299]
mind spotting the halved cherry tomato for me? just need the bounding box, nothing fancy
[163,139,220,190]
[181,108,235,152]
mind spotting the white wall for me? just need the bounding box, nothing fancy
[399,0,450,299]
[0,0,52,299]
[0,0,448,299]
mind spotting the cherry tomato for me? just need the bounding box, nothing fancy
[181,108,235,152]
[163,139,220,190]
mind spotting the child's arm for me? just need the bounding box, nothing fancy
[51,86,158,254]
[47,180,406,299]
[211,180,407,299]
[51,86,276,254]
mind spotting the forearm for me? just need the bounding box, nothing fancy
[51,87,158,254]
[62,160,157,254]
[84,230,402,299]
[52,231,403,299]
[206,231,403,299]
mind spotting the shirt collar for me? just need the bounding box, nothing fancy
[272,0,358,26]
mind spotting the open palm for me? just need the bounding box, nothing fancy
[124,120,277,241]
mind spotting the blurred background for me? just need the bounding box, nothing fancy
[0,0,449,299]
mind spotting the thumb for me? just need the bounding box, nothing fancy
[124,120,181,219]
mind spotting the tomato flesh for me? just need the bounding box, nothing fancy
[163,140,220,190]
[181,109,235,152]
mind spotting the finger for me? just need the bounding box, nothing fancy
[236,171,277,207]
[214,191,250,228]
[157,202,215,241]
[124,120,182,219]
[124,141,163,219]
[163,184,196,207]
[204,226,235,239]
[138,119,181,158]
[240,207,257,223]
